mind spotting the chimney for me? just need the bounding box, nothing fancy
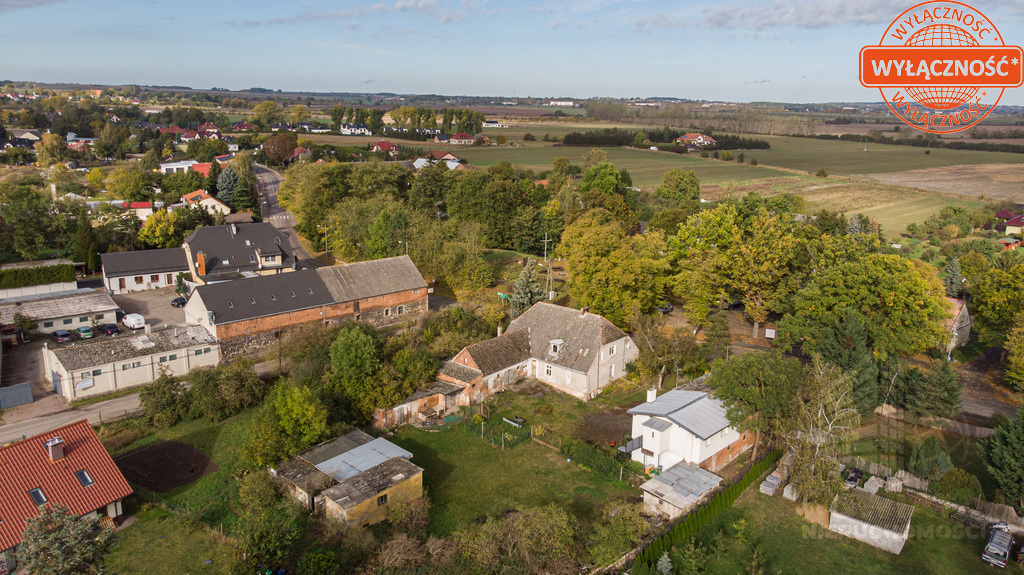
[580,306,589,316]
[46,437,64,461]
[197,252,206,276]
[647,388,657,403]
[497,324,503,337]
[230,223,237,237]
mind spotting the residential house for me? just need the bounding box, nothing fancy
[829,489,914,554]
[994,209,1017,221]
[129,202,155,221]
[433,134,449,143]
[183,255,428,345]
[225,212,253,224]
[0,289,120,335]
[626,388,754,474]
[436,303,638,406]
[371,140,399,157]
[271,430,423,526]
[182,223,293,284]
[101,248,190,294]
[482,120,508,128]
[158,126,186,136]
[190,162,213,177]
[180,130,200,143]
[0,137,35,150]
[412,158,461,171]
[231,122,254,131]
[944,297,973,355]
[7,129,42,142]
[271,123,291,131]
[0,420,133,573]
[1005,214,1024,235]
[449,133,475,145]
[159,159,198,174]
[182,190,231,216]
[296,122,315,131]
[290,147,311,161]
[0,259,78,299]
[422,150,459,162]
[339,123,371,136]
[674,133,717,147]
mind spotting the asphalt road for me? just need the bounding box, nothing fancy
[255,164,321,270]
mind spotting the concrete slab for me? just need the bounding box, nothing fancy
[112,287,186,331]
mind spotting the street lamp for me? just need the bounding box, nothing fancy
[317,225,328,253]
[398,240,408,255]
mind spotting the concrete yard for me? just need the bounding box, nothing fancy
[112,287,187,331]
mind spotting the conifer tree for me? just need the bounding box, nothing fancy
[982,405,1024,506]
[813,311,879,414]
[510,259,545,319]
[944,258,965,297]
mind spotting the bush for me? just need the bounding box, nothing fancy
[298,548,340,575]
[238,470,278,512]
[523,133,536,142]
[749,158,758,166]
[931,467,982,504]
[815,168,828,178]
[909,436,952,478]
[0,263,76,289]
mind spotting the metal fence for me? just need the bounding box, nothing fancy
[0,382,33,410]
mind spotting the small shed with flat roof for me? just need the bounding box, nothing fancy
[639,460,722,519]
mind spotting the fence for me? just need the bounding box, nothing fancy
[0,382,33,410]
[839,455,892,479]
[630,449,783,575]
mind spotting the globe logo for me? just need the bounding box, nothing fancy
[859,1,1023,134]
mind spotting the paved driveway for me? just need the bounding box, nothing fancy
[112,287,185,331]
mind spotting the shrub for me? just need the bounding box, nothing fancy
[815,168,828,178]
[931,467,982,504]
[0,263,75,289]
[523,133,536,142]
[749,158,758,165]
[238,470,278,512]
[909,436,953,479]
[298,548,340,575]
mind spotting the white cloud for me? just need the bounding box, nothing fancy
[701,0,893,30]
[362,77,375,84]
[0,0,66,13]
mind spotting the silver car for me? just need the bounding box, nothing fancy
[983,523,1014,568]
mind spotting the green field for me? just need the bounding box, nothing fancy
[106,506,236,575]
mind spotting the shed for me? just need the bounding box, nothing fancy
[829,489,914,554]
[639,460,722,519]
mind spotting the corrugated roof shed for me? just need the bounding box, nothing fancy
[315,437,413,481]
[831,489,914,534]
[315,256,427,303]
[0,420,133,551]
[321,457,423,510]
[101,248,189,277]
[0,290,119,326]
[640,461,721,510]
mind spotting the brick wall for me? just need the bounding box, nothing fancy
[698,431,754,474]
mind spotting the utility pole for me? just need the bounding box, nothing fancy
[542,232,553,299]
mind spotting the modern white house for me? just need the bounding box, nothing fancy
[626,388,753,474]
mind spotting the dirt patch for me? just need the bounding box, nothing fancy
[578,409,632,447]
[864,164,1024,202]
[116,441,219,492]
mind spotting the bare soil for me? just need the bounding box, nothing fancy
[863,164,1024,202]
[116,441,219,492]
[578,409,632,447]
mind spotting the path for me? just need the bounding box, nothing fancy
[255,164,321,270]
[956,347,1017,425]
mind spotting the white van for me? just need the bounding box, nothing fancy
[122,313,146,330]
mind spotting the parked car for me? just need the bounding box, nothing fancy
[657,303,674,314]
[75,326,95,339]
[49,330,73,343]
[170,296,187,308]
[845,468,863,489]
[99,323,120,336]
[122,313,146,330]
[983,523,1014,568]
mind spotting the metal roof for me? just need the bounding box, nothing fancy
[627,389,705,416]
[314,437,413,482]
[0,289,119,326]
[642,417,672,432]
[640,461,721,510]
[628,389,731,440]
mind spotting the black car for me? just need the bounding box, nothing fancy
[99,323,121,336]
[657,303,674,314]
[170,296,188,308]
[49,330,73,343]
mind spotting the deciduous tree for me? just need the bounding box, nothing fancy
[655,168,700,203]
[264,132,299,166]
[1005,312,1024,392]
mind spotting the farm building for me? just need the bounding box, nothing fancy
[271,430,423,526]
[0,420,133,573]
[829,489,914,554]
[373,381,465,429]
[101,248,190,294]
[42,326,220,401]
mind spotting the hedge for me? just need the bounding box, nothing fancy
[631,449,783,574]
[0,263,76,289]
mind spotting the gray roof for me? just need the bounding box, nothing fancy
[315,256,427,302]
[640,461,722,510]
[50,326,216,371]
[505,302,629,374]
[0,289,119,326]
[403,380,464,403]
[184,223,292,280]
[463,329,531,376]
[101,248,189,277]
[316,436,413,481]
[628,389,732,440]
[321,456,423,510]
[642,417,672,432]
[300,429,376,466]
[0,258,74,271]
[194,269,334,325]
[831,489,914,533]
[438,360,480,383]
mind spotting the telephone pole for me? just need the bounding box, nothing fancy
[542,232,553,299]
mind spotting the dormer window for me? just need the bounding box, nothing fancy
[249,255,256,263]
[290,291,296,297]
[29,488,47,505]
[270,294,276,301]
[551,344,559,353]
[222,259,229,265]
[227,301,234,308]
[250,298,256,304]
[307,288,313,294]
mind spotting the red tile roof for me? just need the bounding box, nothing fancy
[1006,214,1024,227]
[995,209,1018,220]
[451,133,472,139]
[373,140,397,151]
[182,190,209,204]
[128,202,153,209]
[0,420,133,551]
[191,162,212,177]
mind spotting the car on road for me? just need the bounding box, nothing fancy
[99,324,121,336]
[76,326,95,339]
[122,313,146,330]
[170,296,188,308]
[983,523,1014,568]
[49,330,73,343]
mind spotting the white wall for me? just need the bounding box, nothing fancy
[37,310,118,334]
[630,414,739,469]
[0,281,78,299]
[183,293,218,338]
[103,270,182,294]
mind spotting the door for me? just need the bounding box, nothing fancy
[51,371,61,394]
[118,278,126,290]
[166,273,173,285]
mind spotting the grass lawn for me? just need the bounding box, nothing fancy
[389,424,635,536]
[848,417,997,499]
[689,487,1016,575]
[110,409,259,530]
[106,505,236,575]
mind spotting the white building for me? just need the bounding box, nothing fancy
[158,160,199,174]
[626,388,753,474]
[0,289,120,335]
[101,248,190,294]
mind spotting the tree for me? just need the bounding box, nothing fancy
[1005,311,1024,392]
[35,133,69,167]
[510,259,545,319]
[578,162,626,197]
[237,508,300,566]
[206,159,222,195]
[629,304,702,389]
[105,164,150,202]
[71,208,99,272]
[589,502,649,567]
[931,467,982,505]
[893,360,961,418]
[216,165,238,202]
[0,186,53,260]
[809,311,880,414]
[299,548,341,575]
[16,503,116,574]
[138,209,179,248]
[971,264,1024,347]
[252,100,282,126]
[943,258,965,297]
[290,104,309,125]
[982,406,1024,507]
[779,254,948,362]
[655,169,700,202]
[784,357,860,505]
[86,168,105,190]
[264,132,299,166]
[669,204,739,327]
[329,323,382,416]
[727,208,797,337]
[704,310,731,361]
[709,350,804,462]
[908,436,952,479]
[273,383,329,457]
[139,370,189,427]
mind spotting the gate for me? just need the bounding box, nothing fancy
[0,382,34,409]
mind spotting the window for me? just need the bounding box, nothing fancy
[228,301,234,308]
[159,356,167,363]
[28,488,47,505]
[609,345,616,356]
[353,301,360,312]
[290,291,296,297]
[132,361,142,368]
[397,306,404,315]
[203,347,211,354]
[75,469,94,487]
[610,364,615,378]
[221,259,229,265]
[545,365,552,377]
[134,276,143,284]
[150,275,159,282]
[43,321,53,328]
[63,319,73,325]
[274,237,282,245]
[168,354,177,361]
[79,317,88,323]
[80,373,90,380]
[307,288,313,294]
[414,289,420,295]
[122,364,130,370]
[92,369,101,376]
[250,297,256,304]
[270,294,276,301]
[377,494,388,506]
[551,344,559,353]
[264,256,274,263]
[384,308,391,317]
[249,255,256,263]
[95,314,104,320]
[195,349,203,356]
[626,341,631,350]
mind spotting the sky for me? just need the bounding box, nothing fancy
[3,0,1024,105]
